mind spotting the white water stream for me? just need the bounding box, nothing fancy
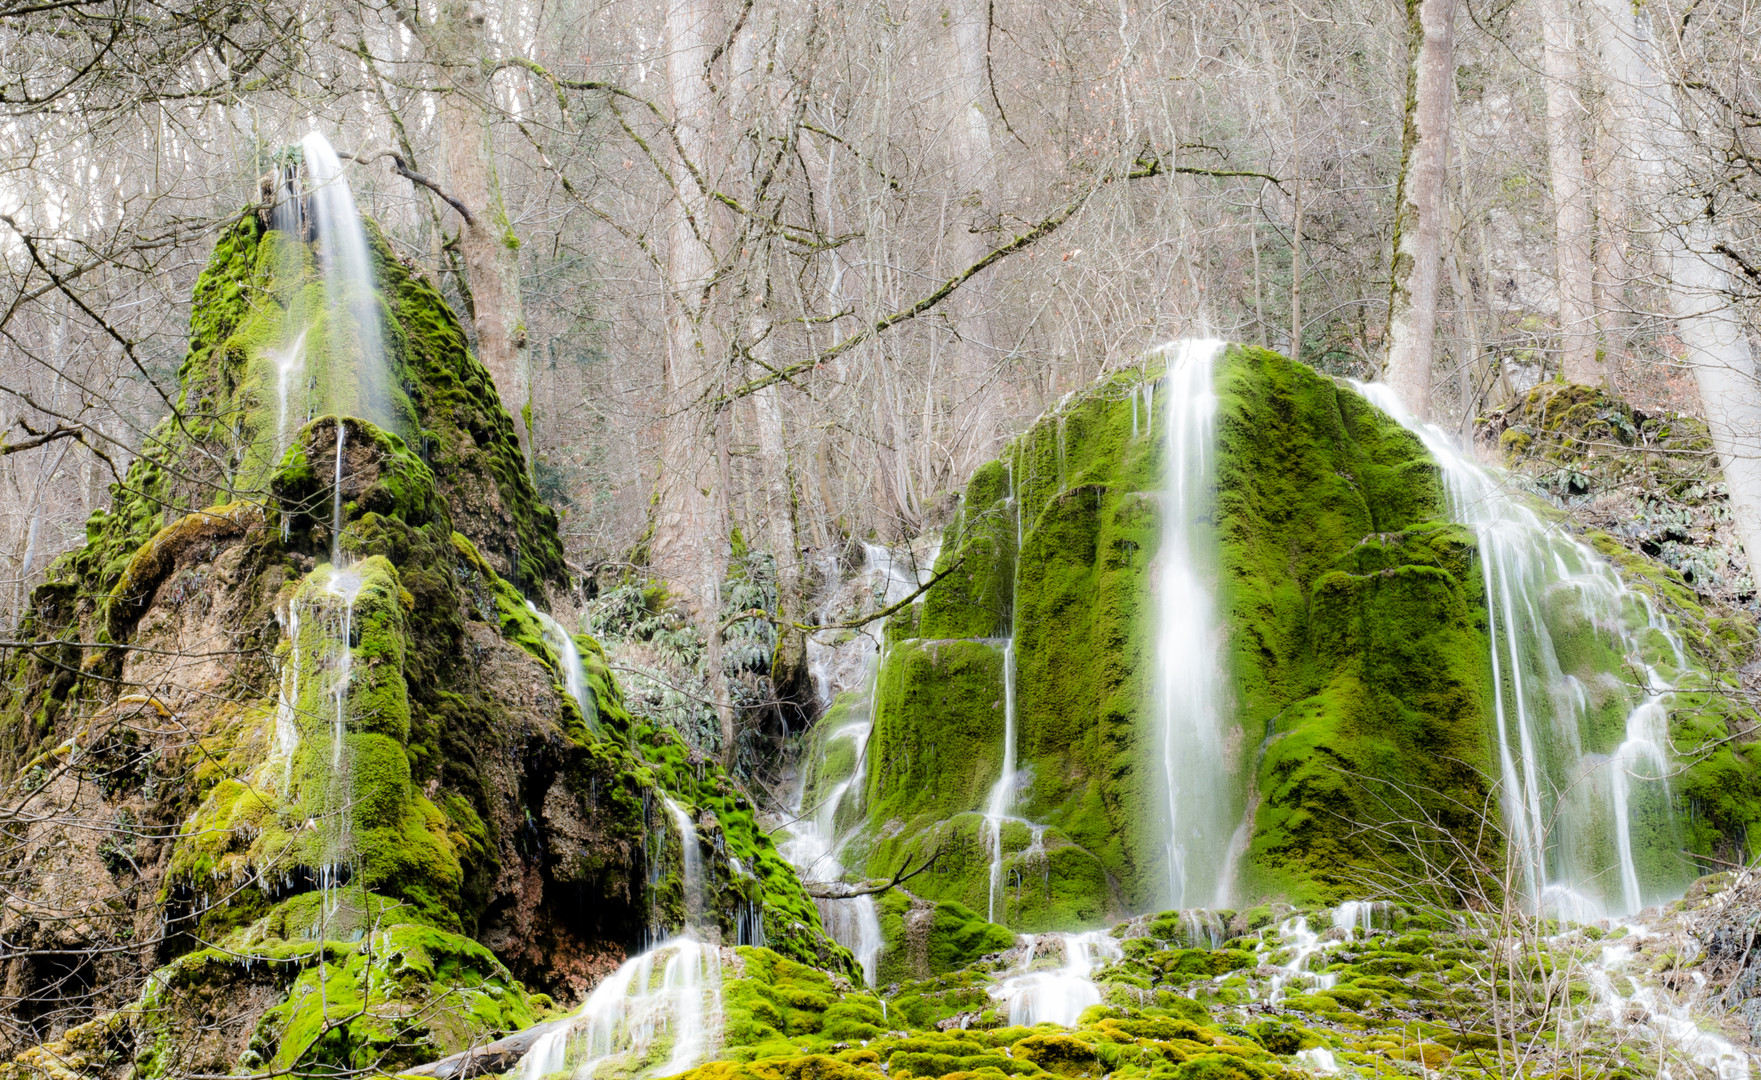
[1356,382,1690,918]
[990,931,1122,1026]
[271,329,308,456]
[526,600,599,731]
[522,797,723,1079]
[984,638,1019,923]
[1153,339,1235,910]
[1582,921,1752,1079]
[782,543,926,986]
[298,133,390,428]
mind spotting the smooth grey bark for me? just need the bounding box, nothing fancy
[434,0,531,456]
[1539,0,1603,385]
[942,0,1001,482]
[1590,0,1761,572]
[1384,0,1458,419]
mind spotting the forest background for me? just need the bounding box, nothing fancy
[4,0,1761,769]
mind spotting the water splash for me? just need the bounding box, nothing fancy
[1354,381,1691,917]
[990,931,1122,1026]
[1152,339,1234,909]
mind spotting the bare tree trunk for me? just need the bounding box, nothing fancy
[1290,171,1304,365]
[1384,0,1458,419]
[650,0,738,763]
[1591,0,1761,572]
[1539,0,1603,385]
[943,0,1000,482]
[435,0,530,455]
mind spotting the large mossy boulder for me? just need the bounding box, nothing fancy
[848,346,1494,918]
[0,210,842,1073]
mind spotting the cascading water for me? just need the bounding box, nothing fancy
[1356,382,1692,918]
[272,329,308,456]
[521,797,722,1080]
[525,600,599,730]
[519,935,721,1080]
[297,133,391,428]
[780,715,883,986]
[984,639,1019,923]
[664,796,705,927]
[990,931,1122,1026]
[780,543,929,985]
[1152,339,1235,910]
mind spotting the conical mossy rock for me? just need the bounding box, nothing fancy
[0,211,845,1074]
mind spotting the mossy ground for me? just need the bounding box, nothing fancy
[657,880,1751,1080]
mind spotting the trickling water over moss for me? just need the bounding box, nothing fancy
[842,345,1758,929]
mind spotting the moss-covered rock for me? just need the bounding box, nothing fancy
[0,198,842,1068]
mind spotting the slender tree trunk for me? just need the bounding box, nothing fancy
[435,0,530,456]
[943,0,1000,482]
[1539,0,1603,385]
[1384,0,1458,419]
[1290,173,1304,365]
[1591,0,1761,572]
[650,0,738,763]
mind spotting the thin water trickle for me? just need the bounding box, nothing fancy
[526,600,598,730]
[1355,381,1692,917]
[330,423,348,566]
[1152,339,1234,910]
[985,638,1019,924]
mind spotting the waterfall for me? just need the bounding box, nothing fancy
[526,600,599,730]
[518,934,722,1080]
[272,329,308,457]
[1330,900,1387,940]
[663,796,705,926]
[990,931,1121,1026]
[779,543,927,986]
[1356,381,1691,917]
[270,562,366,936]
[779,716,883,986]
[1153,339,1234,909]
[517,796,722,1080]
[297,133,391,428]
[984,639,1019,923]
[330,423,347,566]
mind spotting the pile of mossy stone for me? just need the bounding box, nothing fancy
[676,880,1750,1080]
